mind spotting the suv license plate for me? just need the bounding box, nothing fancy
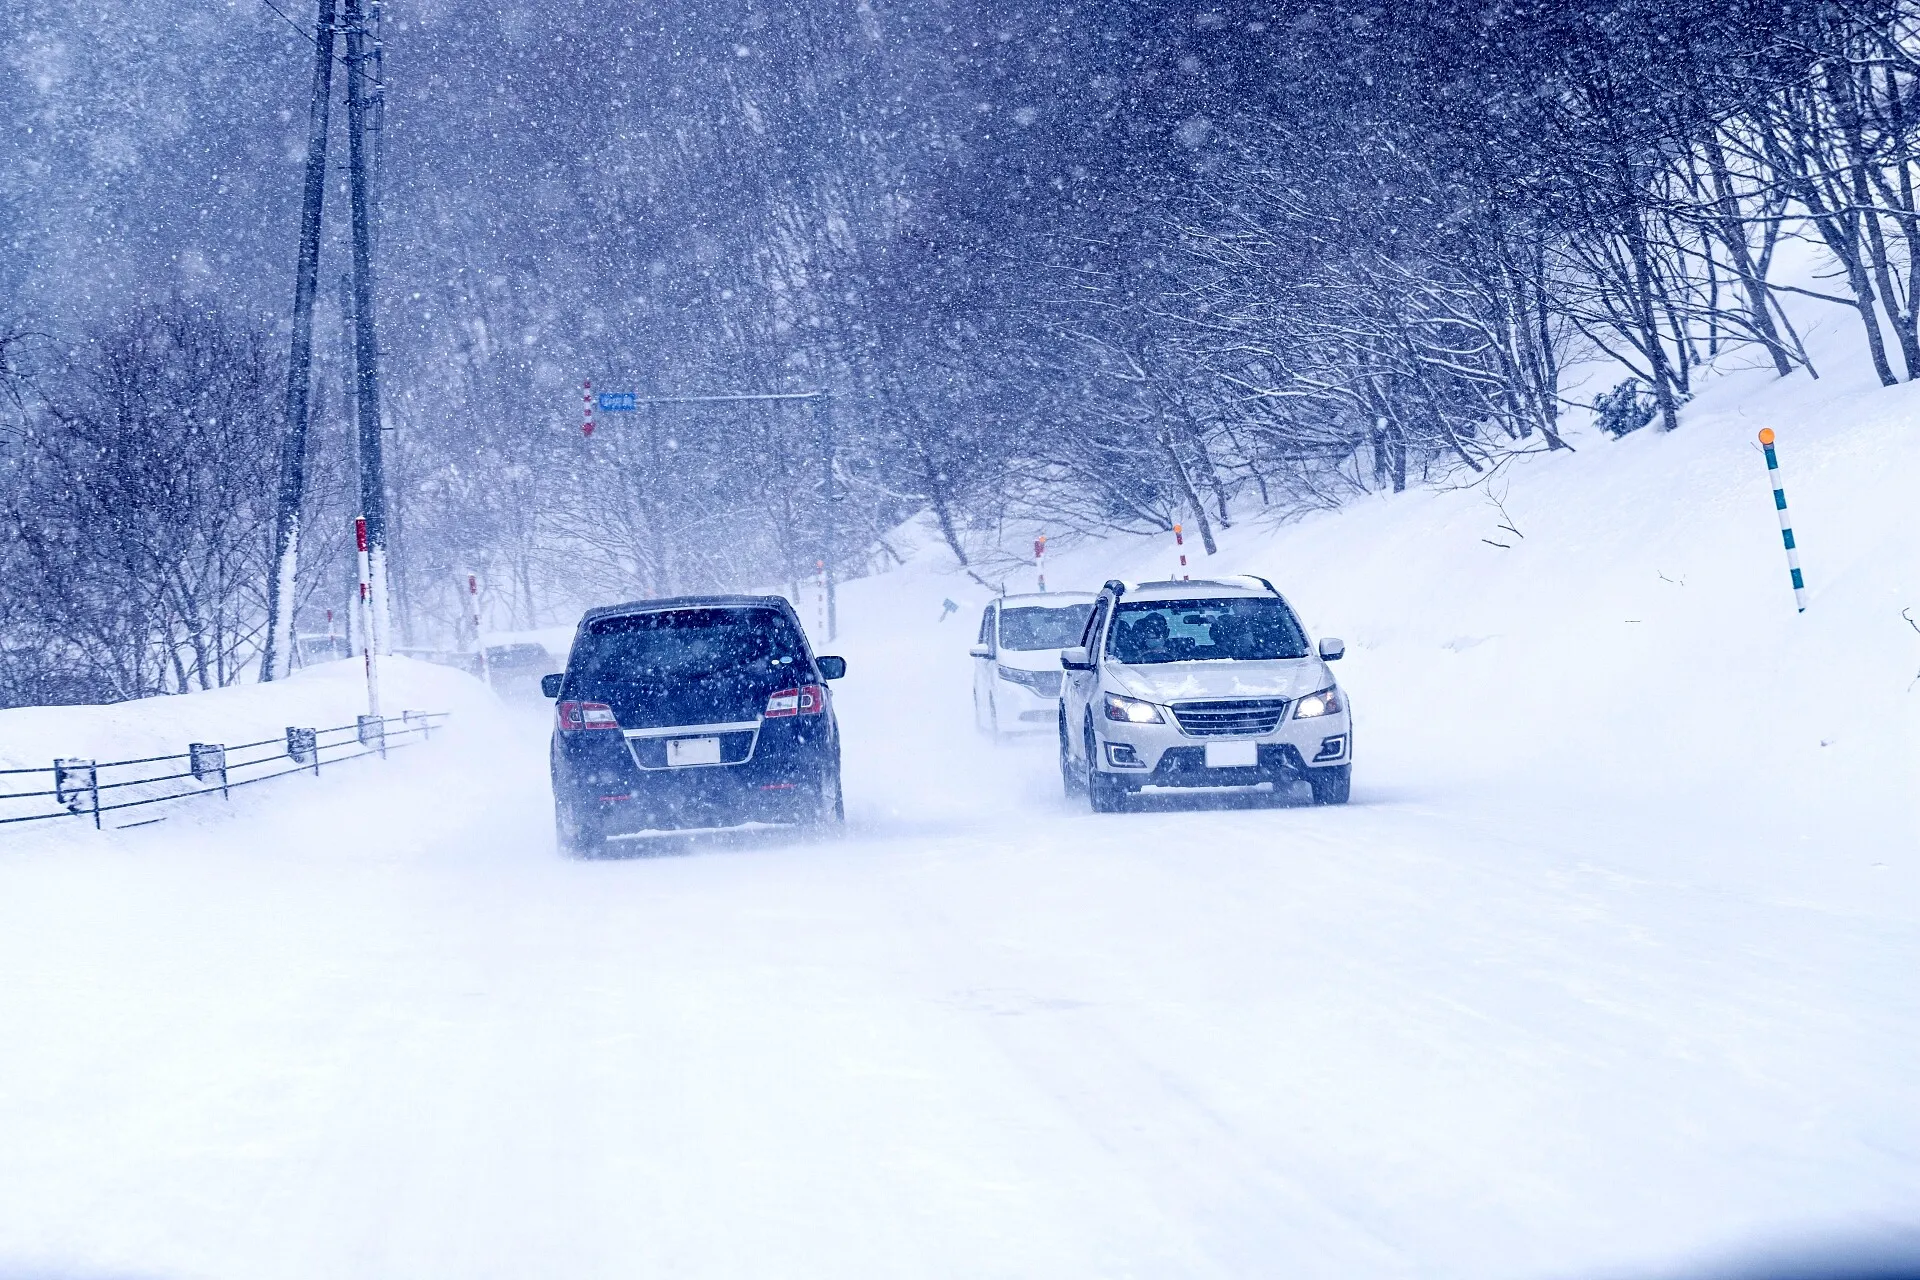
[1205,741,1258,769]
[667,736,722,767]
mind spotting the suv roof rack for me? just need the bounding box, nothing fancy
[1221,573,1282,595]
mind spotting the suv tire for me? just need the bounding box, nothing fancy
[1058,710,1082,799]
[1084,721,1132,813]
[813,766,846,826]
[1308,764,1352,806]
[555,795,605,858]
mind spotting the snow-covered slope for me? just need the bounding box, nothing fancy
[860,355,1919,911]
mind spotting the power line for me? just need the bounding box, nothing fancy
[249,0,384,88]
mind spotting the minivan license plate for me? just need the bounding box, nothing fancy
[1205,741,1258,769]
[667,736,722,766]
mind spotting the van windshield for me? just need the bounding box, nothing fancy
[999,603,1094,651]
[1107,598,1308,665]
[577,608,806,684]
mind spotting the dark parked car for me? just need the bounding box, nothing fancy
[545,596,847,854]
[486,641,557,699]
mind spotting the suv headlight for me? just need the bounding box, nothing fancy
[1103,692,1164,724]
[1293,686,1342,719]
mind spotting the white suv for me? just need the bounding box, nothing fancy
[971,592,1097,735]
[1058,577,1351,810]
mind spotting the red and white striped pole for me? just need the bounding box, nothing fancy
[468,573,491,685]
[1035,533,1048,592]
[1173,523,1189,580]
[582,380,595,437]
[356,516,381,719]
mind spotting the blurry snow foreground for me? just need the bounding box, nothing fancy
[0,351,1915,1279]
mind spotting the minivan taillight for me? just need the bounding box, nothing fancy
[764,685,826,718]
[557,700,620,731]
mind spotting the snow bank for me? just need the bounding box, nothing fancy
[0,657,498,772]
[0,657,509,848]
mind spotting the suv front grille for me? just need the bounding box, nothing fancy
[1171,698,1290,736]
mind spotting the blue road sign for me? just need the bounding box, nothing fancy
[598,392,637,412]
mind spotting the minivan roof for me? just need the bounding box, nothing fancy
[998,591,1095,605]
[578,595,796,626]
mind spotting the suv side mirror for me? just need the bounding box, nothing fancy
[540,673,564,698]
[817,655,847,681]
[1317,637,1345,662]
[968,644,991,659]
[1060,646,1093,671]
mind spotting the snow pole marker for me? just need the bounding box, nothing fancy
[815,558,828,640]
[356,516,382,720]
[468,573,491,686]
[1034,534,1048,592]
[582,380,595,437]
[1757,429,1807,613]
[1174,523,1189,581]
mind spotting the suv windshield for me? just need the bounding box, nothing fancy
[999,603,1094,651]
[577,608,805,684]
[1107,598,1308,665]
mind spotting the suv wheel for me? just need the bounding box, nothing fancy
[555,795,605,858]
[1058,709,1082,798]
[813,764,846,826]
[1308,764,1352,806]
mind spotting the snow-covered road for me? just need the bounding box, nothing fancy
[5,393,1918,1278]
[1,630,1914,1280]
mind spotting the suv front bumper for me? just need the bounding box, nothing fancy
[1091,705,1350,787]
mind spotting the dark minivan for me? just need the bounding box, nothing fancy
[544,596,847,854]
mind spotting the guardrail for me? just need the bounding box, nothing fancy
[0,710,449,831]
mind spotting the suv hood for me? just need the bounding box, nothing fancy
[1108,658,1329,704]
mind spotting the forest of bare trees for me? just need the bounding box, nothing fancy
[4,0,1920,704]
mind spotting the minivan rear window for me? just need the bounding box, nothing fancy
[577,608,805,684]
[998,603,1095,651]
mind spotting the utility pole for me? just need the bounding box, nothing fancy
[815,395,837,641]
[341,0,392,654]
[261,0,338,682]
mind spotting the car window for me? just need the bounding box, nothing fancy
[576,607,806,684]
[998,603,1094,651]
[978,606,995,648]
[1107,598,1308,665]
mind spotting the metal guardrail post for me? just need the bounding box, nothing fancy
[287,726,319,774]
[55,758,100,829]
[357,714,386,757]
[189,743,230,799]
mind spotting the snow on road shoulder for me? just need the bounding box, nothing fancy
[0,657,519,857]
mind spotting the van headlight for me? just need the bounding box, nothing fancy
[1103,692,1164,724]
[1293,686,1342,719]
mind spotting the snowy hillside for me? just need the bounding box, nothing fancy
[0,359,1915,1278]
[860,352,1920,906]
